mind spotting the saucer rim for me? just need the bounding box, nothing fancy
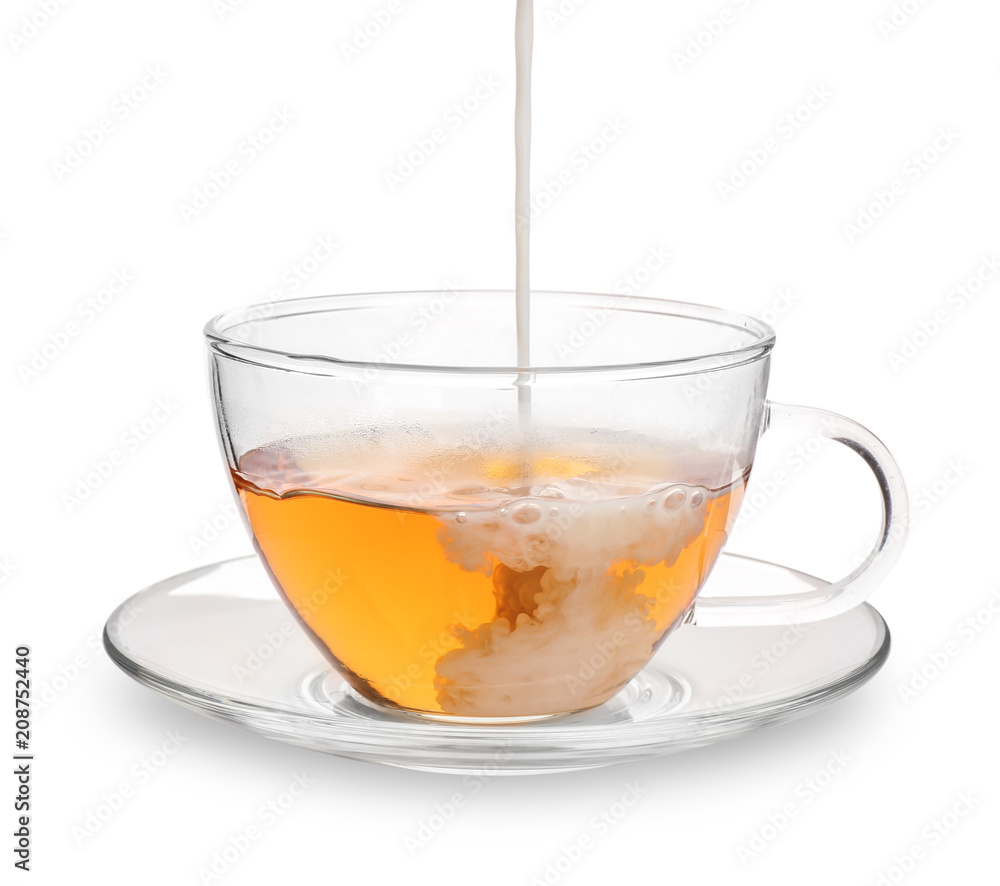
[103,554,890,746]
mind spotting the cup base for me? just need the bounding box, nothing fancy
[358,694,576,726]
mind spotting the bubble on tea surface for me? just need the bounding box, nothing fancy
[664,489,686,511]
[449,484,490,498]
[535,485,565,500]
[509,502,542,524]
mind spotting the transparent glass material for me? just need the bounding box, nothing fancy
[103,554,891,774]
[203,291,907,721]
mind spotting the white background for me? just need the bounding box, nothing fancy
[2,0,997,883]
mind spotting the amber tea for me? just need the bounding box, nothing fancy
[233,431,747,718]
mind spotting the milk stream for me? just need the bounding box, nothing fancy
[514,0,533,371]
[514,0,534,451]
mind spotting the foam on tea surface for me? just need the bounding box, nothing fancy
[233,431,747,718]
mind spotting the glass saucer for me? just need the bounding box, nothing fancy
[103,554,889,775]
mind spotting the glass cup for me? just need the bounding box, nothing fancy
[204,291,907,722]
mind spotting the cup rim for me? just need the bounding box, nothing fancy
[204,290,776,378]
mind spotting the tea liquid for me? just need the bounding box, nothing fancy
[234,436,746,717]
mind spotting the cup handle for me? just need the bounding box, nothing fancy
[689,401,908,627]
